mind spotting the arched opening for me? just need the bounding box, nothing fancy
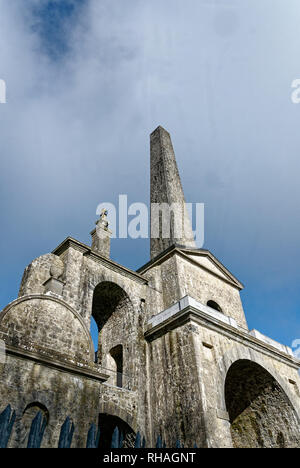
[109,345,123,388]
[91,282,131,345]
[207,300,222,312]
[97,413,135,448]
[90,316,99,362]
[225,360,300,448]
[21,402,49,447]
[91,281,133,387]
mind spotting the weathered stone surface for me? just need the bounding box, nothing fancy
[90,209,112,258]
[139,247,247,329]
[225,360,300,448]
[150,126,196,259]
[18,254,64,298]
[0,127,299,448]
[43,277,64,296]
[0,355,100,448]
[0,296,94,363]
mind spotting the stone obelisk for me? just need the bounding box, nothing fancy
[150,126,196,259]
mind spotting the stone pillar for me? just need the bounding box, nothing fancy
[90,209,112,258]
[150,126,196,259]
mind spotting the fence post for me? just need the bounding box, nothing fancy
[0,405,16,448]
[134,431,141,448]
[111,426,120,448]
[58,417,74,448]
[155,435,162,448]
[86,423,100,448]
[27,411,47,448]
[119,431,124,448]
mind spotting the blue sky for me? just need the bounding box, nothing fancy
[0,0,300,353]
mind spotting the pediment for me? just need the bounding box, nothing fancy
[178,248,244,290]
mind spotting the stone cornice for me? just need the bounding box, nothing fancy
[145,297,300,370]
[1,339,109,383]
[52,237,148,285]
[83,251,147,285]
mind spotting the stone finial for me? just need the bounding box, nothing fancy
[43,257,65,296]
[98,208,109,229]
[90,208,112,258]
[50,258,64,279]
[150,126,196,259]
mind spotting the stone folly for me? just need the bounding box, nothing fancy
[0,126,299,448]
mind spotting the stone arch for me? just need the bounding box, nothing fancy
[19,401,49,448]
[88,273,137,312]
[220,347,300,448]
[218,344,300,421]
[92,281,133,332]
[207,300,222,312]
[97,413,136,448]
[91,281,135,373]
[108,344,123,388]
[98,402,137,434]
[225,359,300,448]
[85,271,141,343]
[23,401,49,421]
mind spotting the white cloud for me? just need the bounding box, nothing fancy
[1,1,300,348]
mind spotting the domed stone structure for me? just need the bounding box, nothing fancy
[0,296,94,362]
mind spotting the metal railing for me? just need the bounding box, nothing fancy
[96,364,133,391]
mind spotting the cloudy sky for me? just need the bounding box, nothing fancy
[0,0,300,352]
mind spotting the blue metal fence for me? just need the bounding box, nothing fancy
[0,405,195,448]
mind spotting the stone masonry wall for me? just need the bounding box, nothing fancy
[0,355,100,448]
[18,254,64,298]
[190,321,300,447]
[225,360,300,448]
[145,316,300,448]
[147,324,207,448]
[175,255,247,329]
[143,252,247,329]
[0,296,93,363]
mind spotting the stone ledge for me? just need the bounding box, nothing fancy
[249,329,294,357]
[2,341,110,383]
[145,296,300,369]
[102,382,136,394]
[147,296,238,329]
[216,409,230,421]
